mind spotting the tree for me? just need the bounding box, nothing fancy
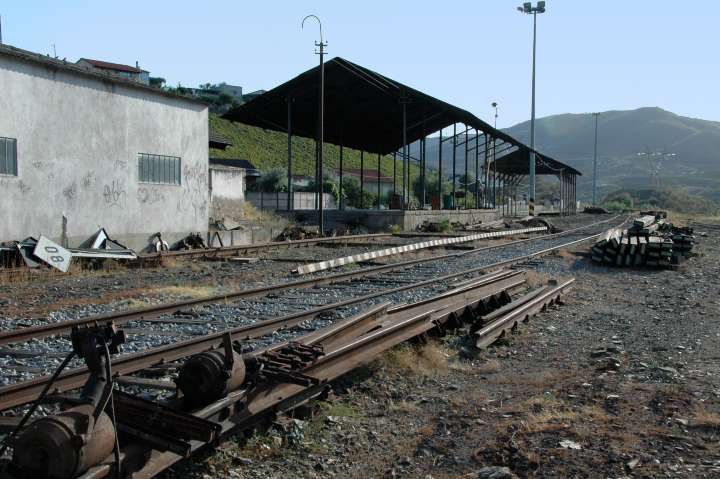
[341,177,376,209]
[259,167,287,193]
[149,77,166,88]
[413,169,451,201]
[307,174,341,206]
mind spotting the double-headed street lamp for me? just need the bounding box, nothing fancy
[517,1,546,216]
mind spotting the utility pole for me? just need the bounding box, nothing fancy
[518,1,546,216]
[592,112,600,204]
[302,15,327,235]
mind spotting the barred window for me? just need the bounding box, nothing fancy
[0,137,17,176]
[138,153,181,185]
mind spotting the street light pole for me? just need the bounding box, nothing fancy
[518,1,545,216]
[302,15,327,235]
[592,112,600,204]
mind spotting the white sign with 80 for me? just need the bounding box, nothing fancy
[33,236,73,273]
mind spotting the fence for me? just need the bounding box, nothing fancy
[246,192,336,212]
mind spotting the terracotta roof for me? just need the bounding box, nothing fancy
[79,58,147,73]
[0,44,204,106]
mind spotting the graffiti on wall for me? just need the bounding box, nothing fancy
[81,171,95,188]
[176,164,208,218]
[62,181,78,201]
[137,186,166,205]
[103,179,127,208]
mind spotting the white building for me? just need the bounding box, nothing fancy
[0,44,210,251]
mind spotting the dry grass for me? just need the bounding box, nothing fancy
[691,407,720,429]
[382,342,449,376]
[474,359,501,374]
[121,298,150,310]
[519,395,578,434]
[150,285,224,299]
[556,248,580,265]
[523,270,548,289]
[390,400,422,414]
[160,256,179,268]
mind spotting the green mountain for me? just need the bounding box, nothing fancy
[415,107,720,202]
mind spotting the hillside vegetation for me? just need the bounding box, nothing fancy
[602,188,719,215]
[210,114,417,182]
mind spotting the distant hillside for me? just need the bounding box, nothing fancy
[413,107,720,202]
[210,114,416,182]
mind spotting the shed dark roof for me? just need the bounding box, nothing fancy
[78,58,147,73]
[209,132,233,149]
[225,57,531,155]
[209,158,261,175]
[0,44,204,106]
[491,149,582,176]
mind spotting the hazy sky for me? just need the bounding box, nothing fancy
[2,1,717,127]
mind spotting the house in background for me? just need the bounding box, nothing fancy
[76,58,150,84]
[209,158,261,190]
[332,168,394,197]
[242,89,266,103]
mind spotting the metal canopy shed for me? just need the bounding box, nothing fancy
[223,56,579,215]
[488,149,581,216]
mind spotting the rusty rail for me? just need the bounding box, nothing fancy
[0,216,621,347]
[0,271,523,411]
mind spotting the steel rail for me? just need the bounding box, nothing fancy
[0,215,621,347]
[475,277,575,348]
[0,218,622,412]
[0,271,524,411]
[86,283,511,479]
[135,232,394,261]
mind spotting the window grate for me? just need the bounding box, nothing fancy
[0,137,17,176]
[138,153,181,185]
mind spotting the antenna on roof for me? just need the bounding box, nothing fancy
[52,43,57,58]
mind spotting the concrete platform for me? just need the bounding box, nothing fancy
[291,208,500,232]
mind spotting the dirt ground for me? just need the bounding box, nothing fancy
[161,220,720,479]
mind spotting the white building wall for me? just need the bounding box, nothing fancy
[209,165,245,222]
[0,54,209,251]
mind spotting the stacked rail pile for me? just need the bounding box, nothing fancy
[591,214,695,267]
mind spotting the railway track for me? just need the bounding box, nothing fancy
[134,232,395,263]
[1,269,574,479]
[0,216,620,349]
[0,215,624,410]
[0,216,625,479]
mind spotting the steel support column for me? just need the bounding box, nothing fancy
[287,98,293,211]
[438,128,443,209]
[339,144,344,211]
[475,130,480,208]
[392,152,396,201]
[401,97,409,209]
[464,128,469,209]
[421,137,427,207]
[360,150,365,209]
[452,123,457,209]
[377,153,381,210]
[483,135,490,208]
